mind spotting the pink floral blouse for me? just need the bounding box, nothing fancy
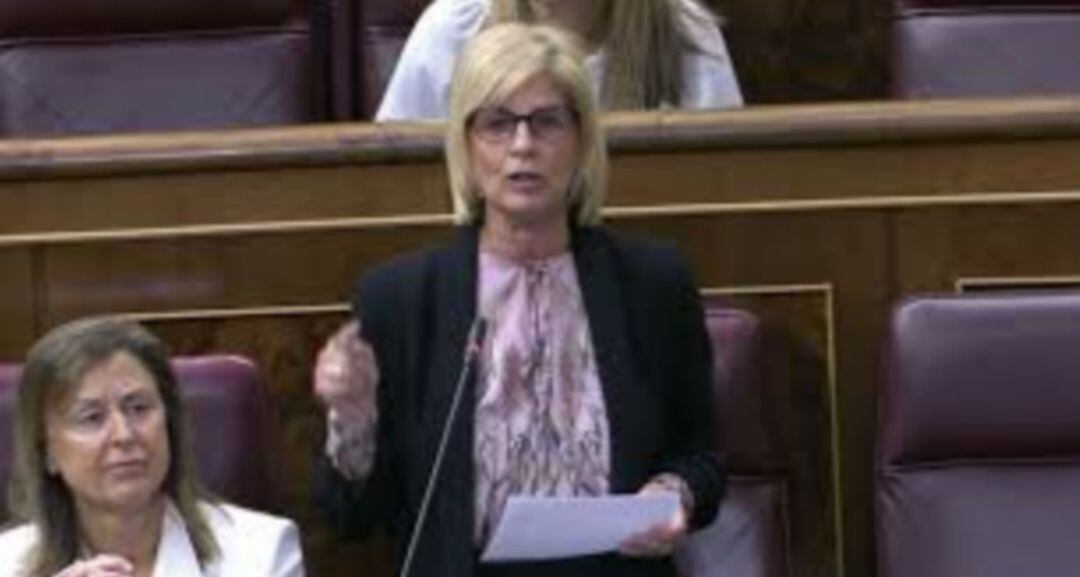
[322,250,611,546]
[472,251,610,543]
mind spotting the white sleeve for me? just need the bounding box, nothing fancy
[0,526,35,577]
[325,404,378,480]
[676,0,744,109]
[268,519,304,577]
[374,0,488,121]
[681,36,743,109]
[208,503,305,577]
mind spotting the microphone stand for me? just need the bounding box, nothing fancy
[398,318,488,577]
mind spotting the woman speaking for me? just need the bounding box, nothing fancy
[315,22,724,577]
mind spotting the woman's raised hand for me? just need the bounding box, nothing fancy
[313,320,379,419]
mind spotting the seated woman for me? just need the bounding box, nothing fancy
[375,0,743,120]
[0,317,304,577]
[315,22,723,577]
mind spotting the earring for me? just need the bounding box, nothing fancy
[45,454,58,475]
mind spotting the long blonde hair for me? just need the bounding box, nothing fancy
[8,317,219,577]
[487,0,722,109]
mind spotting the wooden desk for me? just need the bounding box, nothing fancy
[6,98,1080,577]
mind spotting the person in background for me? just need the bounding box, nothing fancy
[315,23,723,577]
[0,317,304,577]
[375,0,743,120]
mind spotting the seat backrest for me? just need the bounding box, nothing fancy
[892,0,1080,97]
[0,355,276,520]
[0,365,17,516]
[0,0,322,137]
[352,0,430,118]
[877,293,1080,577]
[675,306,791,577]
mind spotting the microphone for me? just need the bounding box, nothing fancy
[399,317,489,577]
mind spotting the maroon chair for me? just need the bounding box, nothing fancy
[0,364,17,517]
[0,355,276,518]
[892,0,1080,98]
[0,0,322,137]
[675,307,791,577]
[877,293,1080,577]
[346,0,430,119]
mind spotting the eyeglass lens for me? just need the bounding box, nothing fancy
[471,105,576,141]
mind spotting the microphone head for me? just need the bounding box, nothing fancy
[473,317,489,344]
[466,317,489,361]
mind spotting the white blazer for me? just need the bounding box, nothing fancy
[375,0,743,121]
[0,501,304,577]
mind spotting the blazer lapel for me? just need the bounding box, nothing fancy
[421,225,479,572]
[152,503,204,577]
[572,228,641,493]
[425,225,478,442]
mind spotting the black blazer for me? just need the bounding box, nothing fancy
[315,225,724,577]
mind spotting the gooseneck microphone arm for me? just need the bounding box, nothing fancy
[398,317,489,577]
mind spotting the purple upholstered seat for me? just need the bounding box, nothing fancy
[0,363,17,515]
[0,355,275,517]
[892,0,1080,98]
[675,307,790,577]
[877,293,1080,577]
[0,0,321,136]
[351,0,430,118]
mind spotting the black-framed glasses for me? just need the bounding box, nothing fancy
[468,105,578,144]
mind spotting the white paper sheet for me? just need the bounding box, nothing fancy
[480,493,680,562]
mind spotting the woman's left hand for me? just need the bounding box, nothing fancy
[617,476,690,558]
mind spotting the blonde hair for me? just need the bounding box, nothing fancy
[487,0,722,109]
[446,22,607,226]
[8,317,219,577]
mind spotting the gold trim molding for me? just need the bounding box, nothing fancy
[704,283,842,577]
[7,188,1080,248]
[118,303,350,322]
[956,275,1080,293]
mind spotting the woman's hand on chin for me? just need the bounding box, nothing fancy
[54,555,134,577]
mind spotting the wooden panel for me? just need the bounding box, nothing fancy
[610,139,1080,210]
[894,203,1080,294]
[6,100,1080,242]
[140,314,394,577]
[709,0,890,103]
[8,102,1080,576]
[37,227,452,323]
[621,211,889,577]
[141,290,846,577]
[0,163,448,237]
[707,288,838,577]
[0,247,35,359]
[34,210,886,577]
